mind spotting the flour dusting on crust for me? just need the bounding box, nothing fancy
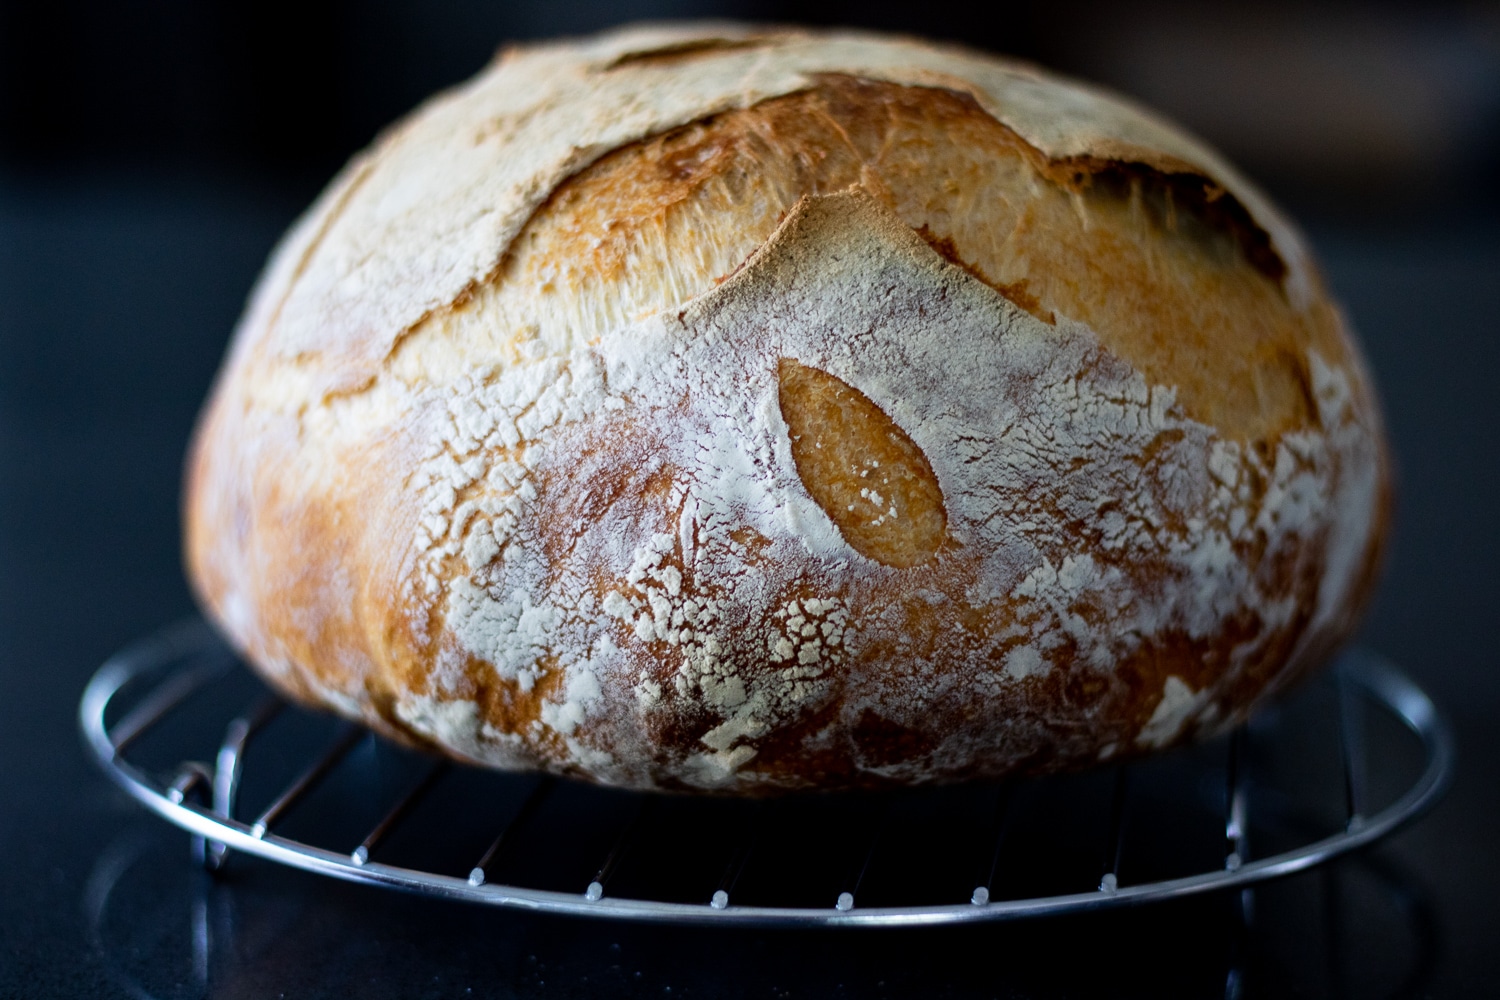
[387,192,1378,790]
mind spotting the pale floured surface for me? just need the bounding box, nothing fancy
[366,192,1378,789]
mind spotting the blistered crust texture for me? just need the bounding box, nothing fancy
[185,24,1388,792]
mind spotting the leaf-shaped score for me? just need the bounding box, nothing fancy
[777,358,947,568]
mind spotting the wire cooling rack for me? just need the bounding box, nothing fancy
[80,620,1453,927]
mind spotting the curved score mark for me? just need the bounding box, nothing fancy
[777,359,947,568]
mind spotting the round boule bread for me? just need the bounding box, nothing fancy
[185,23,1389,793]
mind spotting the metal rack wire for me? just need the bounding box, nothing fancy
[80,619,1453,927]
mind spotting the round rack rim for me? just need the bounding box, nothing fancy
[79,620,1455,928]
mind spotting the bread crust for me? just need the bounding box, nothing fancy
[185,24,1388,792]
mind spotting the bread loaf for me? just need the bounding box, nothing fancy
[185,23,1389,792]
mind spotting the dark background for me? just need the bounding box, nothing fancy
[2,1,1498,996]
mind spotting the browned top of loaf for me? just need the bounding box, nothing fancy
[244,23,1329,407]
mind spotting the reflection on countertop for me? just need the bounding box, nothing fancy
[84,820,1441,1000]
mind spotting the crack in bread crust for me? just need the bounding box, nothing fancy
[237,25,1319,398]
[380,75,1338,441]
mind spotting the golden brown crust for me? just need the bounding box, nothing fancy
[390,75,1339,439]
[185,25,1388,793]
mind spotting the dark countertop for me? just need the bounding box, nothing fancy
[1,171,1497,998]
